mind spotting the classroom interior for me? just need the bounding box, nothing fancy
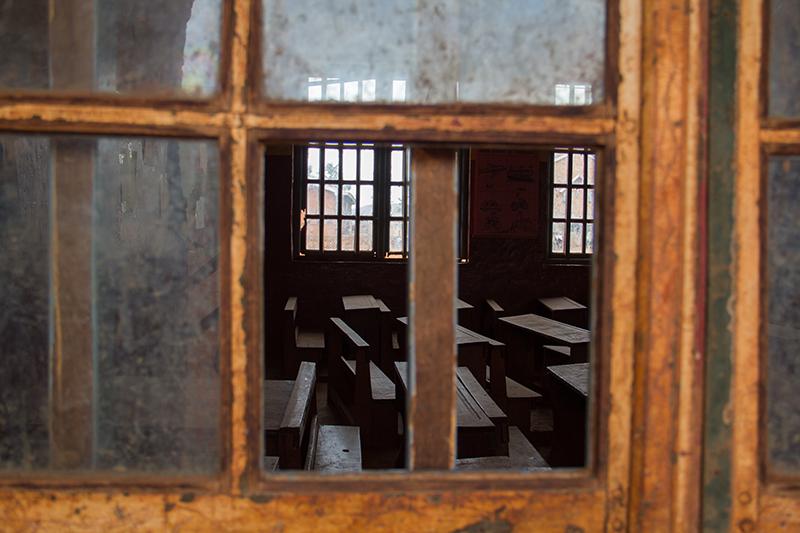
[264,142,597,472]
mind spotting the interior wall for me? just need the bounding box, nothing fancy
[264,149,591,378]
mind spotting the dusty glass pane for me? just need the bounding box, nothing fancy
[389,221,404,253]
[769,1,800,117]
[0,134,221,473]
[307,147,320,181]
[323,219,338,250]
[324,149,339,181]
[390,186,404,217]
[360,149,375,181]
[554,153,569,184]
[571,189,585,219]
[766,156,800,473]
[343,149,358,181]
[261,0,605,105]
[306,184,320,215]
[360,185,374,216]
[306,218,320,250]
[0,0,222,96]
[359,220,373,251]
[552,222,566,253]
[323,185,339,215]
[571,153,585,184]
[391,151,404,183]
[342,185,356,216]
[569,223,584,254]
[0,136,51,469]
[553,188,567,219]
[341,220,356,251]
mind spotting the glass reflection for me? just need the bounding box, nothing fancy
[0,134,221,473]
[0,0,222,96]
[262,0,605,105]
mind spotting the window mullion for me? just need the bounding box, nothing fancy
[408,147,457,470]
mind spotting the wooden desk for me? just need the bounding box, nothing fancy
[537,296,588,328]
[342,295,382,367]
[396,318,494,385]
[457,298,478,329]
[547,362,590,467]
[342,294,380,312]
[393,362,508,458]
[498,313,590,386]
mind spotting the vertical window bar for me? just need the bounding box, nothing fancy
[408,148,457,470]
[338,145,343,251]
[355,146,361,252]
[565,150,573,254]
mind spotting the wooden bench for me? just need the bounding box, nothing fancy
[375,298,400,374]
[284,297,325,378]
[543,344,573,366]
[547,362,590,467]
[482,298,507,338]
[264,456,280,472]
[456,426,550,471]
[263,361,317,469]
[486,366,542,439]
[457,367,509,458]
[394,362,508,458]
[304,416,362,473]
[342,294,382,367]
[327,317,398,450]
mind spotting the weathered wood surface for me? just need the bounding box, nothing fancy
[0,0,717,530]
[547,363,590,398]
[456,427,549,472]
[342,295,379,312]
[500,314,590,345]
[312,425,362,474]
[538,296,586,312]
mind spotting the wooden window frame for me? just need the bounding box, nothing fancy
[719,0,800,530]
[0,0,710,531]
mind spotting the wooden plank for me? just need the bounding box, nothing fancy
[456,427,549,472]
[313,426,362,473]
[330,317,369,348]
[538,297,587,312]
[456,298,474,310]
[407,148,457,471]
[263,380,293,457]
[48,0,95,471]
[342,294,379,312]
[344,361,396,402]
[547,363,590,398]
[279,361,316,446]
[457,368,506,422]
[499,314,591,345]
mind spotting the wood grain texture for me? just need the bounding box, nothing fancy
[629,0,705,530]
[731,0,762,529]
[0,0,720,530]
[408,148,457,470]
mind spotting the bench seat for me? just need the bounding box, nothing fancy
[305,417,362,473]
[456,426,549,472]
